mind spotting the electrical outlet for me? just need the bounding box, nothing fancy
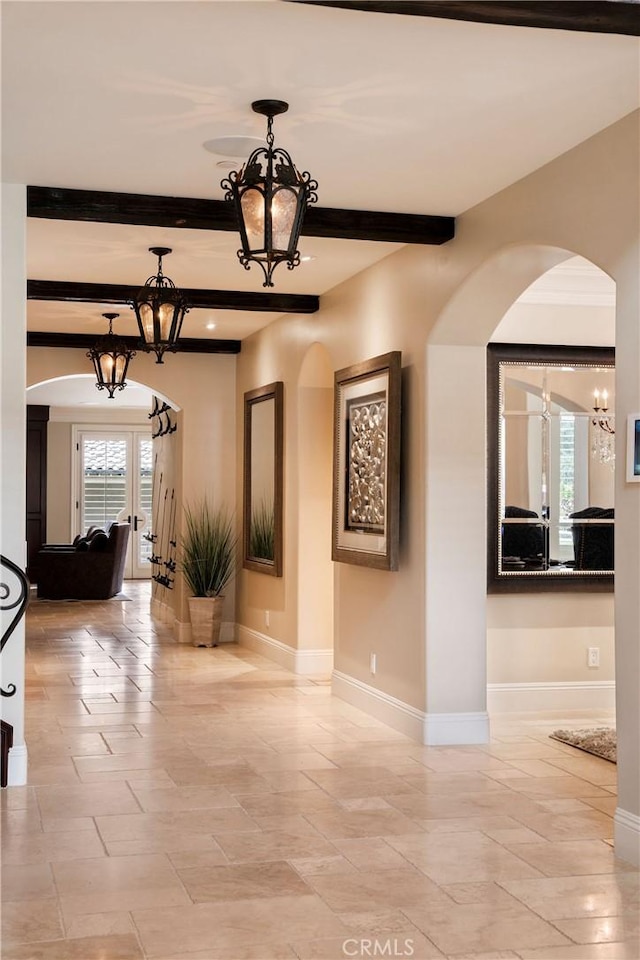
[370,652,377,675]
[265,610,270,628]
[587,647,600,668]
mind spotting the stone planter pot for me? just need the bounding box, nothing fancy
[188,595,224,648]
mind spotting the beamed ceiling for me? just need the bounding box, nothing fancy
[2,0,638,356]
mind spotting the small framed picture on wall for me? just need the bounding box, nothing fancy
[626,414,640,482]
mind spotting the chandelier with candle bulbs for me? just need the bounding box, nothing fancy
[592,387,615,466]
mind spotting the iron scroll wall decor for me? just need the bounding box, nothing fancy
[149,398,177,439]
[1,555,30,698]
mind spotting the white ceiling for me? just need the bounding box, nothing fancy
[3,1,638,344]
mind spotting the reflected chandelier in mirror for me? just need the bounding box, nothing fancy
[487,344,615,592]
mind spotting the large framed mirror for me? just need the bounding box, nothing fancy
[243,382,283,576]
[488,344,615,592]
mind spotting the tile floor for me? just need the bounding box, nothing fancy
[2,582,638,960]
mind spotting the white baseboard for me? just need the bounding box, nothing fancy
[487,680,615,713]
[332,671,489,745]
[237,625,333,675]
[332,670,425,740]
[7,744,28,786]
[614,807,640,867]
[423,711,490,745]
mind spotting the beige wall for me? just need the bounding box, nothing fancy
[235,114,637,763]
[46,421,72,542]
[487,594,614,683]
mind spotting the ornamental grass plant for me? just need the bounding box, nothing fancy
[181,500,236,597]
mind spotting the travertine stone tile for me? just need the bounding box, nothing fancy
[0,934,144,959]
[304,807,424,839]
[290,932,443,959]
[386,831,544,884]
[289,855,358,876]
[132,895,350,956]
[129,782,239,812]
[333,837,414,870]
[1,899,64,946]
[518,944,640,959]
[1,828,106,865]
[64,912,136,939]
[214,826,338,863]
[503,839,637,877]
[404,894,571,954]
[307,867,449,912]
[1,863,57,902]
[177,860,312,902]
[35,782,140,819]
[500,873,640,920]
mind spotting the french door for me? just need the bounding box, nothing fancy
[75,429,152,579]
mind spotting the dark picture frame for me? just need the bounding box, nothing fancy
[243,381,284,576]
[626,414,640,483]
[332,351,401,570]
[487,343,615,593]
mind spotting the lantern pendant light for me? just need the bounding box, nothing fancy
[221,99,318,288]
[87,313,135,399]
[131,247,189,363]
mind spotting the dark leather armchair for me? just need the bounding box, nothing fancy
[570,507,614,571]
[37,523,130,600]
[502,505,545,561]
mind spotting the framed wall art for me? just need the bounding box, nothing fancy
[332,351,401,570]
[243,382,284,576]
[626,413,640,483]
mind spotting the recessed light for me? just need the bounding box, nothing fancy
[206,322,216,330]
[216,160,237,170]
[300,255,316,263]
[203,136,264,157]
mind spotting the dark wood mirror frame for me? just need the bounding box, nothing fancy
[487,343,615,594]
[243,381,284,577]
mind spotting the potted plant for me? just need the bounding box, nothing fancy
[181,499,236,647]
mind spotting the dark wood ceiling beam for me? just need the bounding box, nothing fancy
[290,1,640,36]
[27,279,319,314]
[27,186,455,246]
[27,331,240,355]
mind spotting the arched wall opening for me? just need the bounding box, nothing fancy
[423,244,617,743]
[26,349,238,641]
[297,343,334,665]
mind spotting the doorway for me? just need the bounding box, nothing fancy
[74,428,152,579]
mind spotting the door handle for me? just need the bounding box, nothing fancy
[126,515,131,525]
[133,515,139,532]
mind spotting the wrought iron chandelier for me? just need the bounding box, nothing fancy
[221,100,318,288]
[87,313,135,399]
[131,247,189,363]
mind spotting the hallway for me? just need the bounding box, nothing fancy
[1,583,638,960]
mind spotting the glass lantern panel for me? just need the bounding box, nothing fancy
[271,187,297,252]
[98,353,115,382]
[241,188,265,251]
[114,354,127,381]
[157,302,174,341]
[139,303,155,343]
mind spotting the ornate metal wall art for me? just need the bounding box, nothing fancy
[346,393,386,532]
[332,352,401,571]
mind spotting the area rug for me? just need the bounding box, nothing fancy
[550,727,617,763]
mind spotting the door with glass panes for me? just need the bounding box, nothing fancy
[76,431,152,579]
